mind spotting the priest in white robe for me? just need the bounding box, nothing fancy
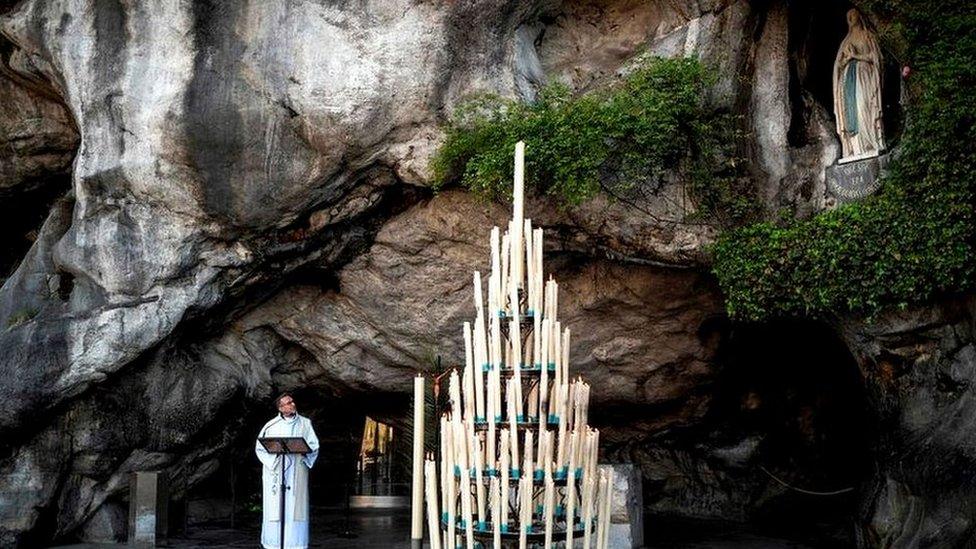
[255,392,320,549]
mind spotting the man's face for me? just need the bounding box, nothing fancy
[277,395,297,417]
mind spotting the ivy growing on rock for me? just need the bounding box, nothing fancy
[432,57,755,225]
[711,0,976,320]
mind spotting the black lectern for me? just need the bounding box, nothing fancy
[259,436,312,549]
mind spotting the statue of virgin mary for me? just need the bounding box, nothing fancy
[833,9,885,162]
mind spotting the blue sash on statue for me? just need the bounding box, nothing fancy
[844,61,859,134]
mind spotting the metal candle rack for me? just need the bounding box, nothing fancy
[415,142,614,549]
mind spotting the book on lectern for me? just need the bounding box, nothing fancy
[259,436,312,454]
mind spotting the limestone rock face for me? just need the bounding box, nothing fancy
[839,296,976,547]
[0,0,906,546]
[243,190,726,410]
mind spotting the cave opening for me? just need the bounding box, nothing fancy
[167,389,414,545]
[733,319,870,537]
[703,317,872,545]
[0,178,70,280]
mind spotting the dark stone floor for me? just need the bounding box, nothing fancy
[52,508,852,548]
[165,507,409,548]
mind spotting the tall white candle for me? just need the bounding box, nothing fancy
[411,376,425,542]
[524,219,533,312]
[486,365,495,426]
[582,464,594,549]
[463,496,474,548]
[545,427,555,475]
[533,310,541,369]
[581,383,590,429]
[542,281,552,318]
[489,314,499,372]
[535,429,545,479]
[563,329,571,398]
[465,418,476,497]
[455,420,474,549]
[543,469,555,548]
[540,318,550,426]
[566,381,577,435]
[513,142,525,285]
[488,273,497,321]
[487,402,496,474]
[601,468,614,549]
[552,321,561,381]
[566,430,579,547]
[526,383,538,420]
[500,429,510,532]
[590,429,600,479]
[510,319,523,417]
[518,476,530,549]
[473,271,484,313]
[445,420,456,549]
[508,219,519,311]
[439,420,448,531]
[556,386,567,472]
[474,320,485,422]
[425,459,442,549]
[595,471,607,549]
[490,227,500,306]
[500,233,510,309]
[493,367,502,424]
[507,378,519,472]
[534,229,543,314]
[491,476,501,549]
[463,323,474,420]
[553,280,559,320]
[475,439,486,530]
[449,371,462,417]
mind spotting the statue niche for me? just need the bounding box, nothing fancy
[832,9,885,163]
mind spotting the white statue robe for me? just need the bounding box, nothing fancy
[255,413,320,549]
[833,13,885,161]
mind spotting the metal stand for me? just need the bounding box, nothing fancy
[258,436,312,549]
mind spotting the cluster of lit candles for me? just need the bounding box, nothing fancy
[414,142,614,548]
